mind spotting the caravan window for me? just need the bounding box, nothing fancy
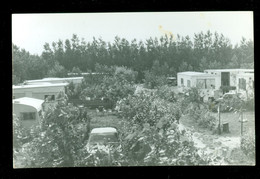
[21,112,36,120]
[45,95,55,101]
[181,78,184,85]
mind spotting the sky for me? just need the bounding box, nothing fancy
[12,12,254,55]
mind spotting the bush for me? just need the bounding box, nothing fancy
[114,66,138,83]
[154,85,177,102]
[197,111,217,130]
[143,71,167,89]
[65,82,83,100]
[241,130,255,159]
[46,62,68,78]
[116,92,210,165]
[13,93,91,168]
[80,67,137,108]
[243,98,254,111]
[180,87,217,130]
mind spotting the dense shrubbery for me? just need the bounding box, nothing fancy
[154,85,177,102]
[143,71,167,89]
[143,60,175,89]
[115,91,210,165]
[13,114,28,149]
[13,92,91,168]
[197,111,217,130]
[80,66,137,108]
[181,88,217,130]
[117,91,181,126]
[241,130,255,159]
[65,82,84,100]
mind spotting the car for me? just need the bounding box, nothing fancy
[213,92,245,112]
[86,127,120,154]
[216,92,244,102]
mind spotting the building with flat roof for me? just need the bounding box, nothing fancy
[24,77,84,85]
[236,72,254,98]
[177,71,218,101]
[13,82,68,101]
[204,69,254,91]
[177,71,217,88]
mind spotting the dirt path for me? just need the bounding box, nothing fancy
[179,118,254,165]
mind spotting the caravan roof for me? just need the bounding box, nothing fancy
[13,97,44,111]
[25,77,84,84]
[204,69,254,72]
[178,71,216,77]
[13,82,69,89]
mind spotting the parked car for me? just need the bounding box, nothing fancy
[212,92,244,112]
[216,92,244,102]
[86,127,120,154]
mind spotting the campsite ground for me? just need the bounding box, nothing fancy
[89,107,255,165]
[180,111,255,165]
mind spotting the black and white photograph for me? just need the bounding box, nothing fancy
[12,12,255,167]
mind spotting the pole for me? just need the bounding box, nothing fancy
[241,110,243,136]
[218,103,221,135]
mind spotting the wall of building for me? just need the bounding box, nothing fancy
[13,86,66,100]
[236,74,254,98]
[204,69,254,90]
[177,74,192,87]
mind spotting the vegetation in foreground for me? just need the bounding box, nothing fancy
[13,79,255,167]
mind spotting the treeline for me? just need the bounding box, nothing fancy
[12,31,254,84]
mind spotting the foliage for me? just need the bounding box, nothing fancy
[117,92,181,126]
[13,32,253,83]
[13,92,91,168]
[143,60,174,89]
[46,62,68,78]
[65,82,84,100]
[241,130,255,159]
[143,71,167,89]
[197,111,217,130]
[183,87,204,104]
[114,66,138,83]
[80,66,137,108]
[75,144,126,166]
[70,67,82,76]
[180,87,217,130]
[12,44,48,84]
[13,115,26,149]
[115,92,210,165]
[215,93,250,113]
[154,85,177,102]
